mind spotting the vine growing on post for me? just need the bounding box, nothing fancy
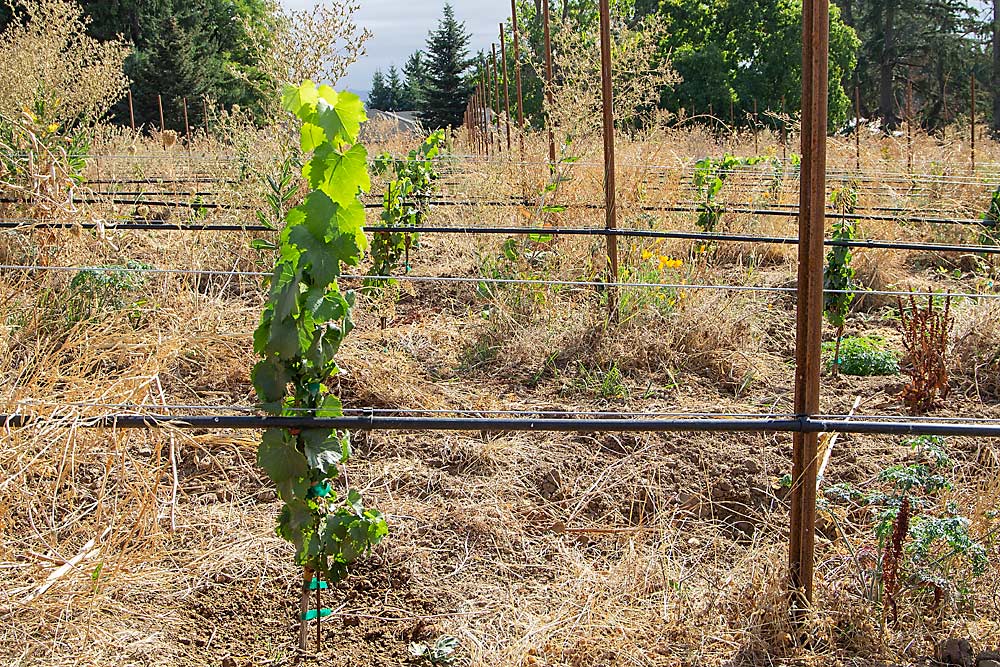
[251,80,387,649]
[368,131,445,283]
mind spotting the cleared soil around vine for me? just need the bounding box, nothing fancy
[2,127,1000,666]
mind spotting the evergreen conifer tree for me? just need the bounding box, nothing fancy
[420,4,472,128]
[386,66,405,111]
[401,50,428,109]
[368,70,392,110]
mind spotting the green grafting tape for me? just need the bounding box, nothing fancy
[301,608,332,621]
[309,483,331,498]
[308,577,329,590]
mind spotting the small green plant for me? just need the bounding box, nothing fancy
[692,154,766,245]
[67,260,150,321]
[409,636,460,666]
[574,361,628,399]
[823,216,858,375]
[821,335,899,376]
[980,186,1000,249]
[368,130,444,283]
[250,150,301,265]
[251,81,387,647]
[612,245,685,321]
[823,436,990,625]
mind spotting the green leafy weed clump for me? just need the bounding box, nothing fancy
[822,335,899,376]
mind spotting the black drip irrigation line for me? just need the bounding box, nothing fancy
[0,197,993,227]
[3,414,1000,437]
[4,220,998,256]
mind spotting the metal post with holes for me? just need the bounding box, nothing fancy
[906,76,913,175]
[789,0,829,613]
[753,99,759,154]
[491,44,501,152]
[511,0,527,193]
[598,0,618,320]
[542,0,556,164]
[183,97,191,148]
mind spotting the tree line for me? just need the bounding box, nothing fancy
[2,0,996,135]
[374,0,999,136]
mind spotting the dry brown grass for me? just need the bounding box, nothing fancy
[1,123,1000,667]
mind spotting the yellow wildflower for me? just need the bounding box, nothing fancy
[47,123,59,134]
[658,255,682,271]
[641,249,652,261]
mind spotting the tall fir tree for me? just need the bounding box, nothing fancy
[401,50,428,109]
[386,66,405,111]
[368,70,392,110]
[420,4,473,129]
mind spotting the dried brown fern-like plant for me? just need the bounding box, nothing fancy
[895,293,953,415]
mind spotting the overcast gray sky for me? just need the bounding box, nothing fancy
[280,1,510,93]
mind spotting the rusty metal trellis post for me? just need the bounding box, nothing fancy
[598,0,618,320]
[491,44,501,153]
[542,0,556,164]
[128,89,136,132]
[855,85,861,172]
[500,24,513,153]
[789,0,829,612]
[906,76,913,175]
[510,0,527,193]
[183,97,191,148]
[971,73,977,174]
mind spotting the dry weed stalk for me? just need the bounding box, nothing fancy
[237,0,372,118]
[0,0,129,124]
[533,11,678,143]
[896,293,953,415]
[880,495,910,626]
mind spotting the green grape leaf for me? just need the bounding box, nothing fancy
[302,429,348,474]
[258,429,309,501]
[251,359,289,404]
[303,143,371,206]
[317,395,343,418]
[300,122,326,153]
[315,87,367,144]
[282,81,319,119]
[266,315,300,359]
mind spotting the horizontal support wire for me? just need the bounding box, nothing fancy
[1,199,992,227]
[2,264,997,299]
[5,220,995,255]
[3,414,1000,437]
[15,402,1000,426]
